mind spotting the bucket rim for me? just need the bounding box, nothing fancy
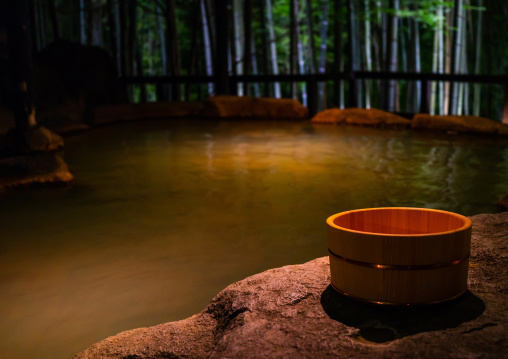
[326,207,472,237]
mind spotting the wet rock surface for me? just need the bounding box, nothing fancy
[311,108,411,127]
[74,212,508,359]
[412,114,508,135]
[0,151,73,189]
[24,126,64,151]
[92,101,204,125]
[201,96,309,119]
[498,193,508,212]
[0,124,73,189]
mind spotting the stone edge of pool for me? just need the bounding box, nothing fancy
[2,97,508,195]
[73,211,508,359]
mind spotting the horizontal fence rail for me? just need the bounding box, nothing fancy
[119,72,508,119]
[120,72,508,84]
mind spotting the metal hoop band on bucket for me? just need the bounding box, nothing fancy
[328,248,470,271]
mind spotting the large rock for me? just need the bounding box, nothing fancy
[35,100,90,134]
[74,212,508,359]
[92,101,204,125]
[0,105,15,136]
[312,108,411,128]
[34,40,126,129]
[412,114,508,135]
[200,96,308,119]
[498,193,508,212]
[0,152,74,189]
[24,126,64,151]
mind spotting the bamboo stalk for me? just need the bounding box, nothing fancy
[200,0,214,95]
[451,0,464,115]
[80,0,87,44]
[364,0,372,109]
[387,0,399,112]
[430,28,439,115]
[233,0,244,96]
[414,17,421,112]
[318,1,330,111]
[265,0,281,98]
[473,0,483,116]
[293,0,307,105]
[250,31,261,97]
[438,4,445,115]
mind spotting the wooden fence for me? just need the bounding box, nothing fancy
[120,71,508,122]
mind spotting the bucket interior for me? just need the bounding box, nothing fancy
[332,208,468,235]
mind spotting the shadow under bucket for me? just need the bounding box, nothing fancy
[327,207,472,305]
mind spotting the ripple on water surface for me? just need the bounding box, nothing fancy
[0,119,507,359]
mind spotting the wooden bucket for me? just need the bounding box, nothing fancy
[327,207,472,305]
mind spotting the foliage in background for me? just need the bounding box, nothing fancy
[27,0,508,121]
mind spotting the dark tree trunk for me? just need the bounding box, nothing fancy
[47,0,60,40]
[80,0,86,44]
[2,0,35,151]
[129,0,146,102]
[186,0,201,100]
[166,0,181,100]
[346,0,357,107]
[214,0,230,95]
[228,1,236,77]
[292,0,307,106]
[28,0,39,54]
[334,0,343,108]
[258,0,269,96]
[485,0,493,118]
[156,2,167,100]
[107,0,121,76]
[90,0,102,46]
[243,0,252,96]
[119,0,129,77]
[37,0,48,48]
[304,0,317,73]
[289,0,297,99]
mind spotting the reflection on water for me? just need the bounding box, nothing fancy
[0,119,506,358]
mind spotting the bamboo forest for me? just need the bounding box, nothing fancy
[15,0,508,121]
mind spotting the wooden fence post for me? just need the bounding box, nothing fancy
[503,84,508,124]
[420,80,430,114]
[307,76,318,117]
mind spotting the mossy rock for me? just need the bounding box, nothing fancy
[498,193,508,212]
[311,108,411,128]
[200,96,308,119]
[412,114,508,135]
[25,126,64,151]
[92,101,204,125]
[0,152,73,189]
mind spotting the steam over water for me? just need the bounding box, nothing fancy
[1,119,507,358]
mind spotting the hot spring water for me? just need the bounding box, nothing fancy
[1,119,507,358]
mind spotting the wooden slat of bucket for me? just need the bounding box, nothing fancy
[327,208,472,304]
[381,261,469,303]
[329,257,469,304]
[327,226,471,266]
